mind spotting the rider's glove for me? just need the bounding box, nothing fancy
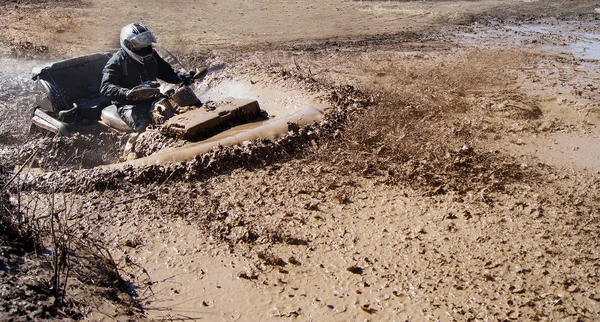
[125,89,140,101]
[180,71,195,86]
[125,86,161,101]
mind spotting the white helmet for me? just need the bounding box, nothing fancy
[120,23,156,64]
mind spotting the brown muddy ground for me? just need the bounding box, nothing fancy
[1,0,600,321]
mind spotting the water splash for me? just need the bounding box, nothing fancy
[0,57,44,137]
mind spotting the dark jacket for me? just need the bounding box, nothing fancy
[100,48,182,105]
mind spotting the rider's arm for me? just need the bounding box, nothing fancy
[100,55,129,102]
[155,52,184,84]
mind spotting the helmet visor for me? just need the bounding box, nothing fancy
[129,31,156,50]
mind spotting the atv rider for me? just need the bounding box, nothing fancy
[100,23,194,133]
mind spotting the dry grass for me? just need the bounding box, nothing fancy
[0,176,141,319]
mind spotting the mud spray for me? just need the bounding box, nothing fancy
[0,58,41,138]
[117,77,329,167]
[197,78,322,119]
[0,57,53,170]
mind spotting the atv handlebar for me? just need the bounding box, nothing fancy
[181,67,208,86]
[127,67,208,101]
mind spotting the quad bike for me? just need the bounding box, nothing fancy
[30,52,326,167]
[30,52,265,140]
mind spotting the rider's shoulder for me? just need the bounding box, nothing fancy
[108,49,128,63]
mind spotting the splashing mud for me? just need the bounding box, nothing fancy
[128,76,331,164]
[0,57,42,140]
[198,78,322,118]
[121,104,325,168]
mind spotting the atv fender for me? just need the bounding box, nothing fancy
[33,79,68,113]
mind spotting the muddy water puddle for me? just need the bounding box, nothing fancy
[7,19,600,320]
[459,22,600,61]
[506,24,600,60]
